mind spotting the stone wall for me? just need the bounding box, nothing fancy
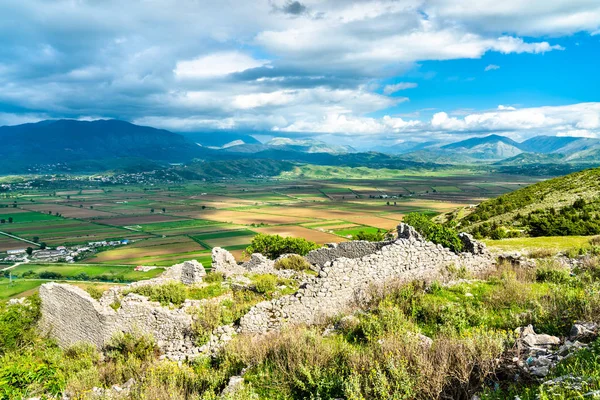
[239,231,493,333]
[39,283,197,358]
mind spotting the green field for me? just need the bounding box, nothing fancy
[484,235,594,252]
[0,170,543,299]
[9,263,165,282]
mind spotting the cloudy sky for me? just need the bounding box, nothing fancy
[0,0,599,148]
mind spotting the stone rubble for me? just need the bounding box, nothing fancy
[509,323,599,380]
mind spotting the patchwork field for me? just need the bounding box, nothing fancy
[0,171,544,298]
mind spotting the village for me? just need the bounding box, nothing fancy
[0,239,132,264]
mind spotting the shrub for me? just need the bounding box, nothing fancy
[353,229,386,242]
[104,331,159,363]
[38,271,64,280]
[254,275,277,294]
[192,302,223,346]
[590,236,600,246]
[126,282,187,306]
[535,264,571,284]
[274,255,313,271]
[204,271,225,283]
[245,233,320,259]
[527,248,556,259]
[0,295,41,354]
[403,213,463,253]
[85,286,104,300]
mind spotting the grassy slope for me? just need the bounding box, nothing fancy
[455,166,600,228]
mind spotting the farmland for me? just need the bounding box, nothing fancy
[0,169,543,298]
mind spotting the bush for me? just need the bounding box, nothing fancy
[254,275,277,294]
[204,271,225,283]
[353,229,386,242]
[403,213,464,253]
[245,233,320,259]
[105,331,159,362]
[535,265,571,284]
[0,295,41,354]
[192,302,223,345]
[126,282,187,306]
[274,255,313,271]
[85,286,104,300]
[38,271,64,280]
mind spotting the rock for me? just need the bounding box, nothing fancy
[212,247,245,277]
[397,223,423,241]
[518,325,560,348]
[180,260,206,285]
[458,232,489,256]
[531,366,550,377]
[569,323,598,342]
[221,376,244,397]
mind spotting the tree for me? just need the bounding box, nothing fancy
[26,247,33,256]
[66,195,71,200]
[39,242,47,250]
[162,208,166,213]
[8,217,13,223]
[150,208,155,213]
[32,237,39,243]
[0,219,5,224]
[201,205,206,210]
[245,234,320,259]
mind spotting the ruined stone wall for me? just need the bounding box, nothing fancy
[304,240,393,267]
[39,283,197,358]
[239,235,493,333]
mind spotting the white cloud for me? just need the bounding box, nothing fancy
[174,51,268,79]
[383,82,418,94]
[498,105,516,110]
[485,64,500,71]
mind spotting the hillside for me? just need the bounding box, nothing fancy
[0,119,211,170]
[453,167,600,238]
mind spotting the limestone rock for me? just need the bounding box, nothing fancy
[180,260,206,285]
[212,247,245,277]
[397,223,423,241]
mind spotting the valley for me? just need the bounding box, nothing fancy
[1,169,540,299]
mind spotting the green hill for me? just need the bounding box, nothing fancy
[453,167,600,238]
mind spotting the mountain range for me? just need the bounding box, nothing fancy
[1,119,599,174]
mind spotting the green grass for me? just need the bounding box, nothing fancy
[9,263,164,282]
[0,212,62,223]
[334,226,382,238]
[484,235,593,252]
[191,229,255,241]
[136,219,219,232]
[0,278,43,300]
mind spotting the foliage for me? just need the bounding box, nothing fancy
[125,281,187,306]
[245,233,320,259]
[352,229,386,242]
[253,275,277,294]
[0,295,41,354]
[274,255,313,271]
[403,213,464,252]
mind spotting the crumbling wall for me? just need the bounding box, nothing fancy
[304,241,393,267]
[239,229,493,333]
[39,283,116,349]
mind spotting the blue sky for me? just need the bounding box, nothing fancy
[0,0,599,148]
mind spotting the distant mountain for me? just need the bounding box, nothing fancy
[519,136,581,153]
[0,119,215,172]
[178,131,260,148]
[442,134,521,150]
[266,138,356,154]
[373,140,441,155]
[401,134,523,163]
[495,153,566,166]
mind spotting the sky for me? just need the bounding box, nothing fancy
[0,0,599,149]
